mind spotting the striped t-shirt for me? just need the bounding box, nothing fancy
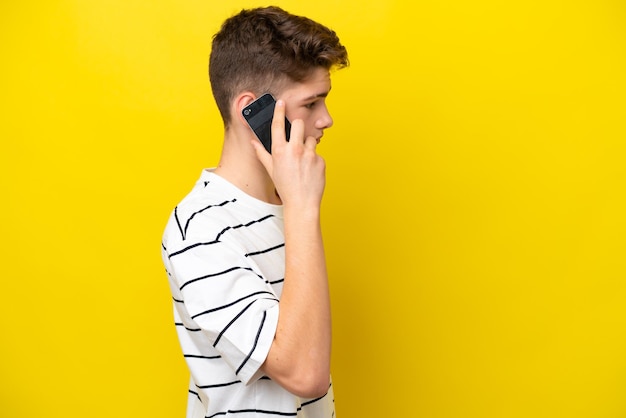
[161,169,335,418]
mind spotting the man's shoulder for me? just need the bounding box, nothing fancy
[163,170,283,248]
[178,178,238,216]
[170,182,240,232]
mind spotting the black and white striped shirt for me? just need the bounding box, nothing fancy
[161,170,335,418]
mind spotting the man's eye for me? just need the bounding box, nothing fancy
[305,102,316,109]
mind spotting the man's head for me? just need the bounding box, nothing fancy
[209,6,349,127]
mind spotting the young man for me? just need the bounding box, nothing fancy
[161,6,349,418]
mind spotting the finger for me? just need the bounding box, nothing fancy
[303,135,319,151]
[288,119,305,147]
[270,100,287,153]
[251,139,273,176]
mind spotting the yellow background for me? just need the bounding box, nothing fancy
[1,1,625,417]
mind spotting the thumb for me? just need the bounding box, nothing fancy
[251,139,274,177]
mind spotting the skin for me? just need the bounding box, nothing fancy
[213,67,334,398]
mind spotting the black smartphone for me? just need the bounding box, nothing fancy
[242,93,291,154]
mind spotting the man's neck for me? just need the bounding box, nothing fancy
[213,128,281,205]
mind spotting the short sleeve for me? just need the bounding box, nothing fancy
[166,229,280,385]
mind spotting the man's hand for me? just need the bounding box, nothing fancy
[251,100,326,211]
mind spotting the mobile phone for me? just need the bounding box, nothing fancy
[242,93,291,154]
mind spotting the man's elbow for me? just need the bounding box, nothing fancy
[264,361,330,398]
[286,369,331,398]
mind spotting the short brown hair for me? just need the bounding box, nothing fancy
[209,6,349,126]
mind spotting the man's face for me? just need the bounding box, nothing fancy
[277,67,334,143]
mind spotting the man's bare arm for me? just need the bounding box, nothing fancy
[252,100,331,398]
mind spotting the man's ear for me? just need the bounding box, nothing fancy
[231,92,257,125]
